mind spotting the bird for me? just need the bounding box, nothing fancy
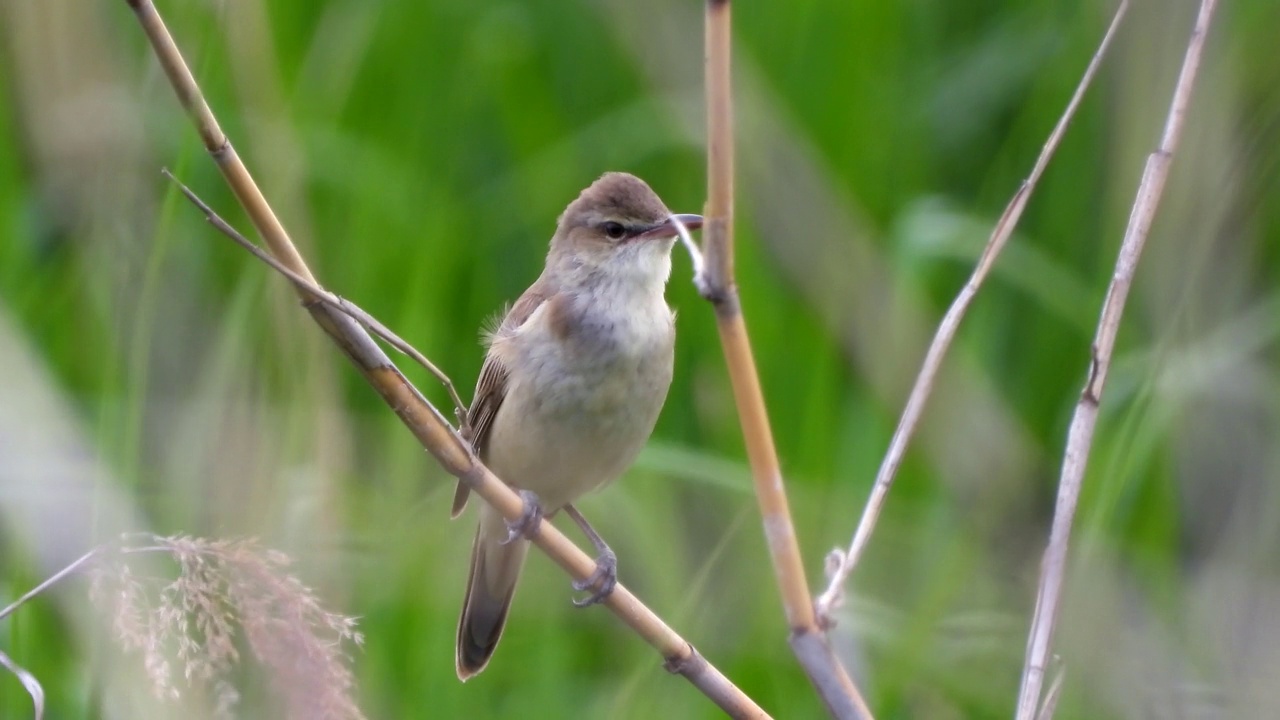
[452,172,702,680]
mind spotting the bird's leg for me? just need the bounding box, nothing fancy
[502,489,544,544]
[563,504,617,607]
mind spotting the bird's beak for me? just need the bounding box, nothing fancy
[635,213,704,240]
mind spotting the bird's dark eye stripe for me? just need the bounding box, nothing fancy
[601,221,628,239]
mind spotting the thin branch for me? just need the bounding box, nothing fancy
[124,0,766,715]
[0,552,101,719]
[0,548,99,622]
[0,649,44,720]
[815,0,1130,623]
[124,0,315,285]
[698,1,870,718]
[161,169,469,425]
[1015,1,1219,717]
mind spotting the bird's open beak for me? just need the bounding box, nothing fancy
[635,213,704,240]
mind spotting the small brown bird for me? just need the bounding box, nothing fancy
[453,172,702,680]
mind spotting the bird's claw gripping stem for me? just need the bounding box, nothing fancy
[502,490,543,544]
[572,548,618,607]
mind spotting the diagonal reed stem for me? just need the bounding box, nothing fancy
[123,0,767,715]
[815,0,1131,622]
[1015,1,1219,717]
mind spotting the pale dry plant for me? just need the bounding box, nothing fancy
[1016,1,1220,715]
[89,534,365,720]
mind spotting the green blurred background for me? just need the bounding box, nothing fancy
[2,0,1279,717]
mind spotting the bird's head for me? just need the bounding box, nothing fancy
[549,172,702,285]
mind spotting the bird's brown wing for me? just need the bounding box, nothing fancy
[451,281,553,518]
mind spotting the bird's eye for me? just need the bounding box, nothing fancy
[601,221,627,240]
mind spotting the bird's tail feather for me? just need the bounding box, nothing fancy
[456,508,528,680]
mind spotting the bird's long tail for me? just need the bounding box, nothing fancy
[456,505,528,680]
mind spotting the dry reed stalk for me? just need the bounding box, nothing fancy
[697,1,870,717]
[1015,1,1220,717]
[815,0,1131,621]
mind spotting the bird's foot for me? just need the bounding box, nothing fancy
[502,490,543,544]
[572,547,617,607]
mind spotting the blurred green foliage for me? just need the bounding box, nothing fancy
[2,0,1279,717]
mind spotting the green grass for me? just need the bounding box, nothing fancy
[2,0,1279,717]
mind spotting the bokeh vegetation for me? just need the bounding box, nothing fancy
[2,0,1279,717]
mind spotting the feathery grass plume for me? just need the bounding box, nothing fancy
[89,535,364,720]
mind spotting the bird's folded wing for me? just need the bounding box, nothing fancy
[451,282,553,518]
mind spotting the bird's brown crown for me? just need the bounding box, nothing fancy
[557,172,671,230]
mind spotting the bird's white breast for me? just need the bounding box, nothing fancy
[484,271,675,511]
